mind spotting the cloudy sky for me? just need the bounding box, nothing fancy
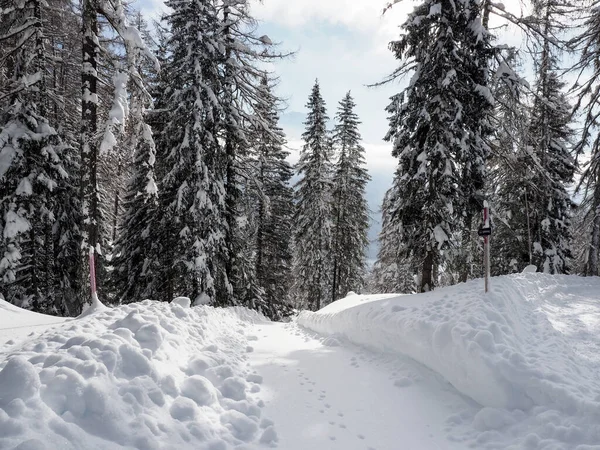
[137,0,528,259]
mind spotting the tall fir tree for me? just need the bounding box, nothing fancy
[218,0,288,309]
[0,0,70,312]
[152,0,230,305]
[521,0,576,274]
[569,1,600,275]
[330,92,370,300]
[377,0,494,292]
[110,60,159,303]
[527,73,576,273]
[251,78,295,319]
[293,80,333,311]
[372,94,417,294]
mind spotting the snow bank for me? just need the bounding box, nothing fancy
[298,274,600,415]
[0,299,68,347]
[0,299,274,449]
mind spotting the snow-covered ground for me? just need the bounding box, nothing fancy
[0,300,69,353]
[1,273,600,449]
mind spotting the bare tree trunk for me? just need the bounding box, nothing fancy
[459,214,472,283]
[81,0,100,306]
[588,171,600,276]
[421,248,434,292]
[223,4,238,306]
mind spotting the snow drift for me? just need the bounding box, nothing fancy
[298,274,600,416]
[0,298,274,450]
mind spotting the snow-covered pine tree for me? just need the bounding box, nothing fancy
[0,0,69,312]
[251,78,295,319]
[293,80,333,311]
[47,2,84,315]
[569,1,600,275]
[379,0,494,292]
[521,0,576,274]
[487,54,534,275]
[372,93,416,294]
[527,74,575,273]
[110,23,159,304]
[221,0,257,308]
[153,0,229,305]
[330,92,370,301]
[217,0,289,309]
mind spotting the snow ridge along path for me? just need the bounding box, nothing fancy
[298,273,600,449]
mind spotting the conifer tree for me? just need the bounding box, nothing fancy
[488,57,534,275]
[569,1,600,275]
[506,0,576,274]
[251,78,295,319]
[218,0,288,308]
[378,0,495,292]
[293,80,333,311]
[0,0,69,312]
[527,72,575,273]
[330,92,370,300]
[153,0,229,305]
[110,79,158,302]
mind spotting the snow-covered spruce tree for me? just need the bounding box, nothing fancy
[0,0,69,312]
[250,78,295,319]
[378,0,494,292]
[47,3,84,315]
[217,0,289,309]
[526,73,575,273]
[152,0,230,305]
[487,51,534,275]
[293,80,333,311]
[372,93,416,294]
[569,2,600,276]
[520,0,576,274]
[330,92,370,301]
[110,42,159,304]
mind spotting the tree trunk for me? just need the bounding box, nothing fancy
[588,172,600,276]
[81,0,100,308]
[420,248,434,292]
[459,214,472,283]
[223,5,238,306]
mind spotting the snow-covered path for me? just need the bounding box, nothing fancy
[247,321,476,450]
[0,300,68,356]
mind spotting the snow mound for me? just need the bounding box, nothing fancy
[298,274,600,415]
[0,300,272,449]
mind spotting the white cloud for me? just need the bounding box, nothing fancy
[251,0,415,53]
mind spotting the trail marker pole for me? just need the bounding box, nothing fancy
[478,201,491,293]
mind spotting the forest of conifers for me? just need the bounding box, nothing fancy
[1,0,599,319]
